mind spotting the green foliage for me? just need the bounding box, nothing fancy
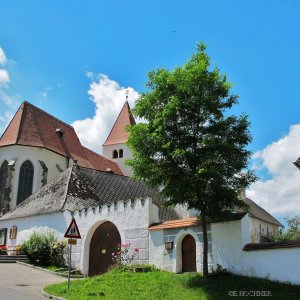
[274,216,300,241]
[45,270,300,300]
[126,42,257,276]
[127,42,256,215]
[21,231,67,266]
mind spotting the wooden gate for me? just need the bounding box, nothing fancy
[182,234,196,272]
[89,221,121,276]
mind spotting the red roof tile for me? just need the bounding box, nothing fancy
[148,217,199,231]
[0,101,123,175]
[103,101,135,146]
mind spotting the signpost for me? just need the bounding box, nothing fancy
[64,217,81,289]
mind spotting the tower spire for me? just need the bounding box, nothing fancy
[125,89,129,102]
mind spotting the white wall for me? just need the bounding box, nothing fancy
[149,225,211,273]
[212,216,300,285]
[0,145,68,210]
[103,143,133,176]
[0,198,156,275]
[0,212,67,249]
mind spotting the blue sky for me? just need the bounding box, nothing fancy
[1,1,300,220]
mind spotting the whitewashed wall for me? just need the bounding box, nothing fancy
[0,145,68,209]
[0,212,67,249]
[149,225,211,273]
[0,197,169,276]
[103,143,133,177]
[212,215,300,284]
[71,198,154,275]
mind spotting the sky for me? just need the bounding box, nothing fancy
[1,1,300,223]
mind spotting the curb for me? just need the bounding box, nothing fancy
[42,288,67,300]
[16,261,84,278]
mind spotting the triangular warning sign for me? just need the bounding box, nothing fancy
[64,218,81,239]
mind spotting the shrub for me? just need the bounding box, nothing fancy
[52,240,68,267]
[21,231,67,266]
[112,243,139,269]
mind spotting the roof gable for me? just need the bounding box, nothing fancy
[0,101,123,175]
[0,165,178,221]
[103,101,136,146]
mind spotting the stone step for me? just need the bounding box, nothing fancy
[0,255,29,263]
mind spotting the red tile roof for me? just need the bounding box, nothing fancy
[0,101,123,175]
[148,217,199,231]
[103,101,136,146]
[243,240,300,251]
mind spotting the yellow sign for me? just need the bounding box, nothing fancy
[68,239,77,245]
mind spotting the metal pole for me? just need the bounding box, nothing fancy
[68,244,72,289]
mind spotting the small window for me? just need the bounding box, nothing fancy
[119,149,123,158]
[0,228,7,246]
[112,150,118,159]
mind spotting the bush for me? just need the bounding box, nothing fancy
[21,231,67,266]
[274,216,300,241]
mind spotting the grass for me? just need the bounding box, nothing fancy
[44,269,300,300]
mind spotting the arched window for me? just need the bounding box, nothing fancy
[17,160,34,205]
[112,150,118,159]
[0,161,8,212]
[119,149,123,158]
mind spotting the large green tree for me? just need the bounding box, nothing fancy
[127,43,257,277]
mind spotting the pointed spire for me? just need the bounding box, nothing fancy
[103,99,136,146]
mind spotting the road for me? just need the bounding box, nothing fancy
[0,263,65,300]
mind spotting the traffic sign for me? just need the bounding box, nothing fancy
[64,217,81,239]
[68,239,77,245]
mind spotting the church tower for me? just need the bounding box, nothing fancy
[102,100,135,177]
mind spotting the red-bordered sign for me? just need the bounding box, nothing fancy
[64,218,81,239]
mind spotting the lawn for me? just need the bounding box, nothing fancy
[45,269,300,300]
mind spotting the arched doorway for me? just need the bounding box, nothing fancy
[89,221,121,276]
[182,234,196,272]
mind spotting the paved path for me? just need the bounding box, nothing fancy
[0,263,65,300]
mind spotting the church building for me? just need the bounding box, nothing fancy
[0,101,282,277]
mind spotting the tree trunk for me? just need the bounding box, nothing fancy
[200,204,209,277]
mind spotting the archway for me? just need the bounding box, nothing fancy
[182,234,196,272]
[89,221,121,276]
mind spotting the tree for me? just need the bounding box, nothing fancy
[127,43,257,277]
[274,216,300,241]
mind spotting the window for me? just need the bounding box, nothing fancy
[17,160,34,205]
[0,228,7,246]
[119,149,123,158]
[9,226,17,239]
[0,161,8,213]
[112,150,118,159]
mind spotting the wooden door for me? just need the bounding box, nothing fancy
[182,234,196,272]
[89,221,121,276]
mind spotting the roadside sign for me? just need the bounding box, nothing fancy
[68,239,77,245]
[64,217,81,290]
[64,217,81,239]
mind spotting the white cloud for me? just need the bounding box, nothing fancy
[0,48,7,65]
[0,111,14,134]
[72,74,139,153]
[0,69,10,86]
[248,124,300,217]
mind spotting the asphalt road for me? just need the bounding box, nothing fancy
[0,263,65,300]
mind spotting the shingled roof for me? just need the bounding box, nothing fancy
[148,197,282,231]
[0,165,179,221]
[0,101,122,175]
[244,198,283,227]
[103,101,136,146]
